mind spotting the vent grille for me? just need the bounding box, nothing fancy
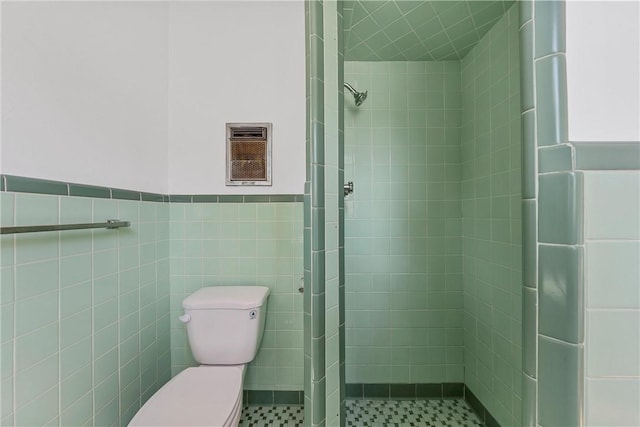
[230,127,267,139]
[226,123,272,186]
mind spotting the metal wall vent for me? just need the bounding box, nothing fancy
[226,123,272,186]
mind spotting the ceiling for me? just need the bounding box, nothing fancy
[343,1,515,61]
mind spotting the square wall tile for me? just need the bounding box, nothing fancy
[586,378,640,426]
[587,241,640,309]
[584,172,640,240]
[587,310,640,377]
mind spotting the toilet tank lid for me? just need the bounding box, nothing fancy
[183,286,270,310]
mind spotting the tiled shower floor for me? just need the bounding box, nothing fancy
[240,399,483,426]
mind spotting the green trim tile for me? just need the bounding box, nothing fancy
[311,251,325,294]
[311,207,325,251]
[539,244,584,344]
[111,189,141,201]
[523,374,537,426]
[269,195,299,203]
[218,195,244,203]
[538,172,583,245]
[535,0,566,58]
[68,184,110,199]
[539,144,573,173]
[140,192,164,202]
[243,195,270,203]
[311,165,325,208]
[520,22,534,112]
[535,55,568,146]
[522,110,536,198]
[5,175,68,196]
[538,337,583,427]
[520,1,533,26]
[191,195,218,203]
[312,378,326,426]
[0,176,5,191]
[311,79,325,123]
[168,195,192,203]
[310,294,324,342]
[574,142,640,171]
[191,194,219,203]
[523,200,537,288]
[312,121,325,166]
[523,287,537,378]
[311,336,325,380]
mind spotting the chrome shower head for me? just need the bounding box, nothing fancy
[344,82,368,107]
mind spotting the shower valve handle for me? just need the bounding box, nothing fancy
[344,181,354,196]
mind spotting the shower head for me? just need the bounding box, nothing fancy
[344,82,368,107]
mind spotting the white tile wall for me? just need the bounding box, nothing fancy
[587,241,640,309]
[586,378,640,426]
[584,172,640,240]
[587,311,639,377]
[584,171,640,426]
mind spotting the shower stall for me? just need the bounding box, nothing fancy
[305,1,524,426]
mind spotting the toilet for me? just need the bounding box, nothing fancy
[129,285,270,426]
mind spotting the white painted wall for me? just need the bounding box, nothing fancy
[1,2,170,193]
[566,1,640,142]
[1,1,306,195]
[167,1,305,194]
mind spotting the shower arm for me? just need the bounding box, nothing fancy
[343,82,358,96]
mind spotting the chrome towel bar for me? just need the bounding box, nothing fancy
[1,219,130,235]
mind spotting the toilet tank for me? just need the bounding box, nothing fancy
[182,286,270,365]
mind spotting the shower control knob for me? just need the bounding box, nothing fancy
[178,313,191,323]
[344,181,354,196]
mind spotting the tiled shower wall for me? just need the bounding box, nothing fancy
[168,202,304,391]
[344,61,464,384]
[461,4,522,427]
[0,192,171,427]
[322,1,346,425]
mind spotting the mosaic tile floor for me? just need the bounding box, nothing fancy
[240,399,483,426]
[346,399,483,426]
[240,405,304,427]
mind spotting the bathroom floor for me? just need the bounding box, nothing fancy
[240,405,304,427]
[240,399,482,426]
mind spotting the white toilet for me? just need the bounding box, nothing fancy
[129,285,270,427]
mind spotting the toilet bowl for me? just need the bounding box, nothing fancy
[129,365,245,426]
[128,286,270,427]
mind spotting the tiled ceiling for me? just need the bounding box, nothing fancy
[343,1,515,61]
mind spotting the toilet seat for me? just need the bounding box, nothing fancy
[129,365,245,426]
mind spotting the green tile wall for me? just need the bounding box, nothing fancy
[323,1,345,426]
[0,192,171,427]
[344,60,464,385]
[305,1,330,425]
[168,202,304,391]
[460,3,522,427]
